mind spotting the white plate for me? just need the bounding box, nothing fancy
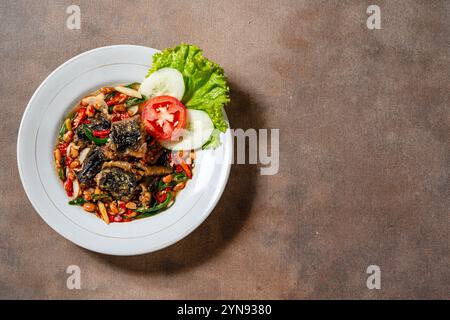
[17,45,232,256]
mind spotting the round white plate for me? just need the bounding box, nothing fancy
[17,45,232,256]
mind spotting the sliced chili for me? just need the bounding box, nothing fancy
[155,190,168,203]
[72,108,87,129]
[111,113,130,122]
[92,129,110,138]
[180,160,192,179]
[57,142,68,155]
[84,127,108,145]
[65,157,72,168]
[64,179,73,197]
[106,93,127,106]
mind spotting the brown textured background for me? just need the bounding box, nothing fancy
[1,0,449,299]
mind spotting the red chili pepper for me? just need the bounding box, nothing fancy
[64,179,73,197]
[72,108,87,128]
[57,142,68,155]
[155,191,168,203]
[117,94,127,104]
[119,202,126,211]
[180,160,192,179]
[111,113,130,122]
[106,93,128,106]
[113,215,123,222]
[106,93,118,106]
[65,157,72,167]
[92,129,110,138]
[175,165,183,173]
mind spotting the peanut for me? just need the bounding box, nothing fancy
[162,175,173,184]
[82,202,96,212]
[67,170,75,181]
[70,147,79,158]
[69,160,80,169]
[125,202,137,210]
[63,130,74,143]
[125,210,138,218]
[113,104,126,113]
[100,87,114,94]
[86,105,95,117]
[109,202,119,215]
[140,191,151,204]
[173,182,186,191]
[54,149,61,167]
[83,190,92,201]
[65,118,72,131]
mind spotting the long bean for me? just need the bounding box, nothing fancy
[135,192,172,218]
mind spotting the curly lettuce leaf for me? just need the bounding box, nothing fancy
[147,44,230,132]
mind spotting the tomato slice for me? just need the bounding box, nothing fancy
[142,96,187,140]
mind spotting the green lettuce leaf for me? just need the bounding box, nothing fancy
[147,44,230,132]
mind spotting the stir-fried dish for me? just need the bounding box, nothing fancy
[53,44,230,224]
[55,85,195,223]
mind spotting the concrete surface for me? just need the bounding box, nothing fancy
[0,0,449,299]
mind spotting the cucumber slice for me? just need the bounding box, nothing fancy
[139,67,185,100]
[160,109,214,151]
